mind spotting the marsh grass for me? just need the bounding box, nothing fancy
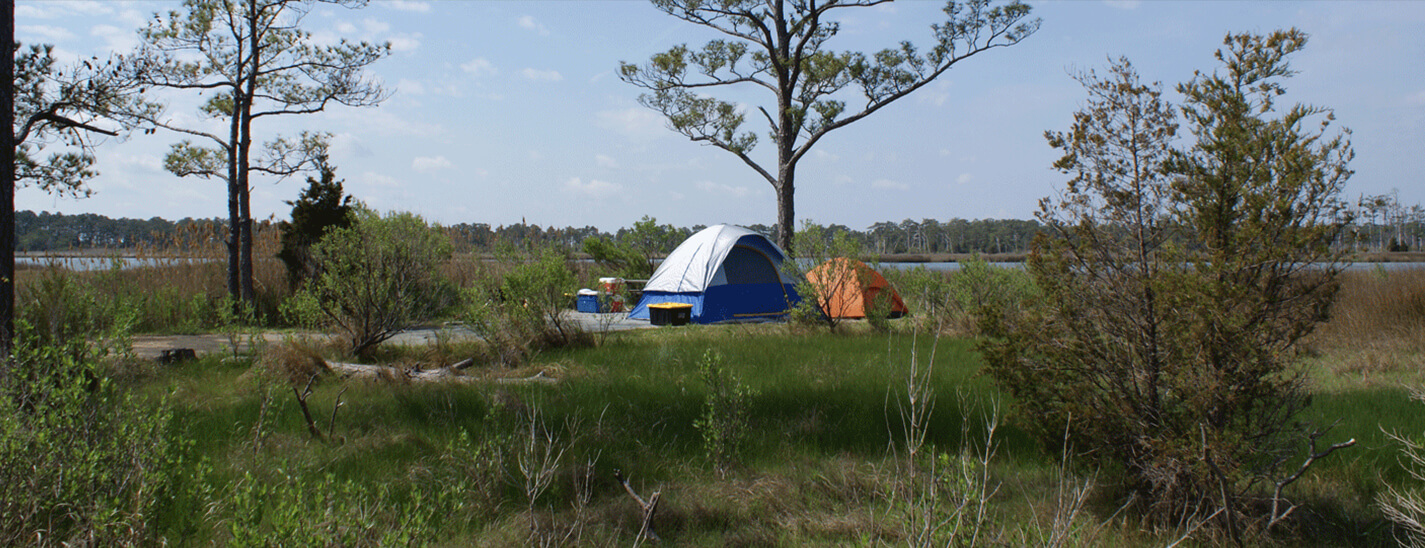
[15,221,290,333]
[19,263,1424,545]
[135,328,1043,545]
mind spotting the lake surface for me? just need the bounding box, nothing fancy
[17,256,214,271]
[879,261,1425,272]
[16,254,1425,273]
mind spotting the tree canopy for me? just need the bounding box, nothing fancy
[127,0,390,309]
[621,0,1039,251]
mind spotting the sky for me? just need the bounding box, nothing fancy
[13,0,1425,232]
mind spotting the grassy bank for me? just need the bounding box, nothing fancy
[135,310,1420,545]
[6,258,1425,545]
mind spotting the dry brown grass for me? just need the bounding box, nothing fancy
[1313,267,1425,380]
[14,221,292,331]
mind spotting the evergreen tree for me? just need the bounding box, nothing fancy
[277,157,353,288]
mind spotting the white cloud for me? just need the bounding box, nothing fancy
[521,68,563,82]
[329,132,373,158]
[336,21,357,34]
[518,15,550,36]
[91,24,138,52]
[916,86,950,107]
[17,25,75,42]
[387,33,422,53]
[872,179,909,190]
[111,153,165,172]
[16,1,112,19]
[362,18,391,34]
[1408,89,1425,106]
[565,177,623,197]
[461,58,497,77]
[696,180,753,198]
[1103,0,1142,9]
[396,78,426,95]
[955,173,973,185]
[595,154,619,169]
[412,156,452,173]
[387,1,432,13]
[361,172,403,188]
[596,108,668,140]
[813,149,839,162]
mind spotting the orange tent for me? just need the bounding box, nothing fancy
[805,258,909,319]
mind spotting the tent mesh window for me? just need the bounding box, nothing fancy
[719,245,781,285]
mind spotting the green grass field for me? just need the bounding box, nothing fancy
[7,263,1424,546]
[116,312,1418,546]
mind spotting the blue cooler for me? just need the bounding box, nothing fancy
[576,289,602,313]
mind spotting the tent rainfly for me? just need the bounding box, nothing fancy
[629,224,801,323]
[805,257,909,319]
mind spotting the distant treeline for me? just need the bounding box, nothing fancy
[16,209,1418,255]
[14,210,1047,255]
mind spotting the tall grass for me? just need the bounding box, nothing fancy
[1313,267,1425,382]
[16,221,290,332]
[9,252,1423,544]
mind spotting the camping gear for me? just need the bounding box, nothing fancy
[805,258,909,319]
[648,302,693,326]
[629,224,801,323]
[576,288,602,313]
[599,277,625,293]
[600,277,627,312]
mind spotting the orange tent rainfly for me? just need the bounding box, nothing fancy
[805,258,909,319]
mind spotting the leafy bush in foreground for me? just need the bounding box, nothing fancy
[286,209,456,358]
[0,324,178,546]
[981,30,1352,533]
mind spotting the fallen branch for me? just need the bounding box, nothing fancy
[497,371,558,385]
[614,469,661,544]
[294,374,325,441]
[326,360,479,383]
[1269,426,1357,528]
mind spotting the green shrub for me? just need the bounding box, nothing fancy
[285,208,457,358]
[695,350,756,476]
[462,247,587,366]
[886,257,1037,335]
[0,323,178,546]
[17,265,138,359]
[223,467,448,547]
[787,221,876,330]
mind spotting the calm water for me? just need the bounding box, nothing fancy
[17,256,214,271]
[880,261,1425,272]
[16,255,1425,273]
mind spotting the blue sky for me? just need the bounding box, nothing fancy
[14,0,1424,232]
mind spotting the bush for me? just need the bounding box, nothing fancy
[885,257,1037,335]
[285,209,456,358]
[276,158,354,289]
[695,350,755,476]
[982,33,1353,530]
[0,323,178,546]
[462,247,587,367]
[17,264,137,360]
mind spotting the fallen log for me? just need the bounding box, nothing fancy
[324,360,560,385]
[325,360,479,383]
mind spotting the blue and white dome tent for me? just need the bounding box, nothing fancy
[629,224,802,323]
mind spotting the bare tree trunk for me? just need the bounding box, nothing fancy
[237,0,259,307]
[226,177,240,302]
[776,167,795,253]
[225,57,243,305]
[1,0,16,359]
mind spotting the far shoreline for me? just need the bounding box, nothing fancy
[18,249,1425,264]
